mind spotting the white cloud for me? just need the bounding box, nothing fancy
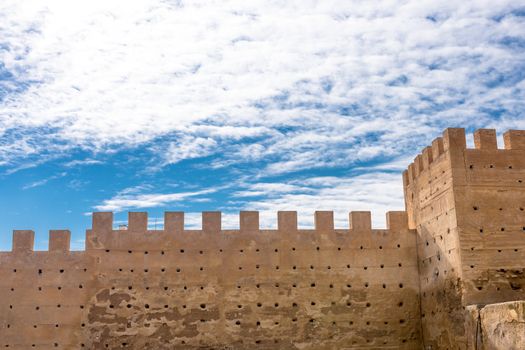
[233,182,310,197]
[238,173,405,228]
[94,188,216,212]
[164,136,217,165]
[123,173,403,230]
[0,0,523,174]
[63,159,102,167]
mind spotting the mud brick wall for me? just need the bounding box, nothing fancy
[0,210,421,349]
[404,128,525,349]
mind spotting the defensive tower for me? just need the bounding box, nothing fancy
[404,128,525,348]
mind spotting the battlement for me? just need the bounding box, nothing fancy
[5,211,410,253]
[403,128,525,187]
[91,210,408,233]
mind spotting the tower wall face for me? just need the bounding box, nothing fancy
[0,211,422,349]
[403,129,465,348]
[454,131,525,306]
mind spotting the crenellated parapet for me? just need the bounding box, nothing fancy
[89,210,408,234]
[5,211,412,253]
[404,128,525,188]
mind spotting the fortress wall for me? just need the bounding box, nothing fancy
[0,211,422,349]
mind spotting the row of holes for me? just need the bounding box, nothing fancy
[2,280,408,294]
[112,264,408,272]
[420,246,522,265]
[115,263,406,272]
[464,164,523,184]
[473,206,525,211]
[2,281,407,298]
[4,317,413,329]
[469,164,521,171]
[10,268,87,273]
[102,245,405,254]
[4,298,407,314]
[7,265,409,277]
[479,228,525,234]
[7,262,408,274]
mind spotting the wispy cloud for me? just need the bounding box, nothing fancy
[164,136,217,165]
[22,171,67,189]
[94,188,217,212]
[232,173,404,228]
[63,159,102,167]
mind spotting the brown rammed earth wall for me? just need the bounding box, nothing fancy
[0,128,524,349]
[0,211,421,349]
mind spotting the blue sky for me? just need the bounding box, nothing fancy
[0,1,524,250]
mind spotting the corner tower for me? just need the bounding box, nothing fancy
[404,128,525,348]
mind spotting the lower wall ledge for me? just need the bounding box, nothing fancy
[465,300,525,350]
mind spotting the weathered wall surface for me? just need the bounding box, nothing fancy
[404,128,525,349]
[0,211,421,349]
[465,301,525,350]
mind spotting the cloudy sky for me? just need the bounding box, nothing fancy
[0,0,524,250]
